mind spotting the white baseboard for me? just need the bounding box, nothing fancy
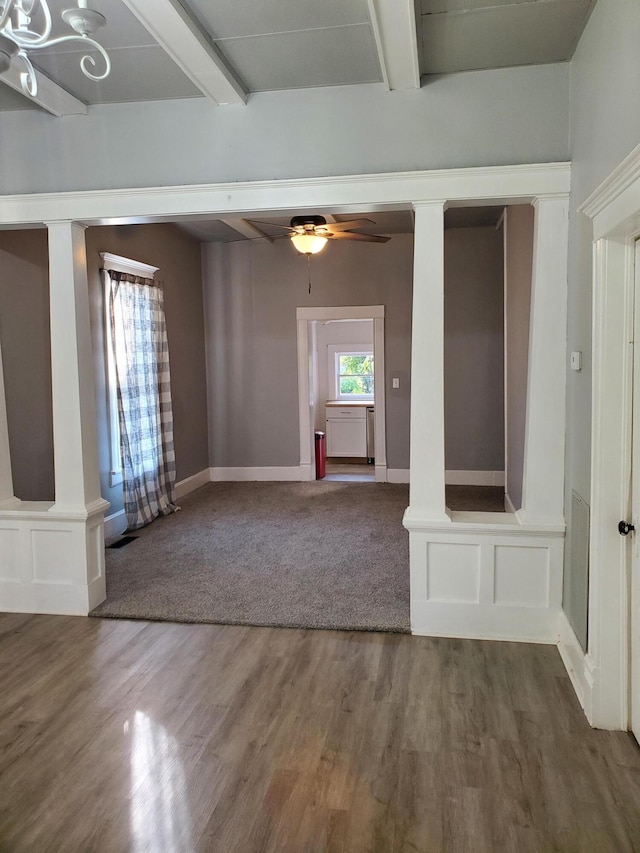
[175,468,211,499]
[556,609,589,712]
[445,470,505,486]
[104,509,126,539]
[387,468,410,484]
[209,467,303,482]
[411,602,560,644]
[504,492,517,514]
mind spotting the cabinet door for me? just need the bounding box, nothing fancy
[327,418,367,457]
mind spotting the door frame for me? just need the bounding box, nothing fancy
[296,305,387,482]
[580,141,640,729]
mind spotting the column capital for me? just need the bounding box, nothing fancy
[532,194,570,209]
[412,199,448,213]
[45,220,88,230]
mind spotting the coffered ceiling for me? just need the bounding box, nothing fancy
[0,0,595,117]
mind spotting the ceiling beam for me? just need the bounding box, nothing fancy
[0,66,87,117]
[120,0,247,106]
[220,218,273,243]
[367,0,421,90]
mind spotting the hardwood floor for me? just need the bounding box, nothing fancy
[2,614,640,852]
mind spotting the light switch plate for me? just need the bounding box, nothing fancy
[392,377,400,389]
[570,351,582,371]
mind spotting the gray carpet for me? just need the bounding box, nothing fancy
[92,481,411,633]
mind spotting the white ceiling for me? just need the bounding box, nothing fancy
[418,0,596,75]
[0,0,595,115]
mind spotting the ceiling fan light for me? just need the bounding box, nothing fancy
[291,234,328,255]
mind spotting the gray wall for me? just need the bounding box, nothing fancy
[0,224,208,515]
[505,205,534,510]
[0,64,568,195]
[202,235,414,470]
[85,224,209,515]
[444,227,504,473]
[0,230,54,501]
[563,0,640,649]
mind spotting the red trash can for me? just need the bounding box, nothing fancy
[315,430,326,479]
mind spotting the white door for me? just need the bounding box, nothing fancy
[631,239,640,742]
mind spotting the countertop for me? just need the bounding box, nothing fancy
[325,401,374,408]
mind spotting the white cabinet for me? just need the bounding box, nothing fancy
[326,406,367,457]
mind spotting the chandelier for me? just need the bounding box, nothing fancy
[0,1,111,97]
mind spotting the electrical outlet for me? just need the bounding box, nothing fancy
[392,377,400,389]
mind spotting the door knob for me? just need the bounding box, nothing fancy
[618,520,635,536]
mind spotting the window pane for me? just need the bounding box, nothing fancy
[340,375,374,395]
[339,355,373,375]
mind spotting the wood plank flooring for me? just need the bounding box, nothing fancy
[1,614,640,852]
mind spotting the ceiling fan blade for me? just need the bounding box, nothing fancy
[245,219,294,231]
[325,218,376,232]
[328,231,390,243]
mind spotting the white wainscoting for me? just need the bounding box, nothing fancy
[0,501,107,615]
[405,513,565,643]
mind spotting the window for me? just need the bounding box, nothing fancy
[335,350,374,400]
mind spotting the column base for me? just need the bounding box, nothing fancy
[404,513,565,644]
[0,500,108,615]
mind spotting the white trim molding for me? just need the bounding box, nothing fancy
[104,509,126,540]
[557,609,590,712]
[0,163,571,230]
[175,468,211,499]
[578,142,640,730]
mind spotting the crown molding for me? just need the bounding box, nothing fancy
[580,142,640,219]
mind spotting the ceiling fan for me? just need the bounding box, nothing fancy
[247,215,390,255]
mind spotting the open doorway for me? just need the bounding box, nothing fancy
[296,305,387,483]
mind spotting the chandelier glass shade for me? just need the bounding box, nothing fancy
[290,233,328,255]
[0,0,111,96]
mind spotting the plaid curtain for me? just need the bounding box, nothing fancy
[108,271,179,530]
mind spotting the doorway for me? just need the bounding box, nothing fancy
[296,305,387,482]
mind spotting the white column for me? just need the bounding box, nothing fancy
[47,221,103,513]
[519,196,569,527]
[404,201,450,524]
[0,334,17,506]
